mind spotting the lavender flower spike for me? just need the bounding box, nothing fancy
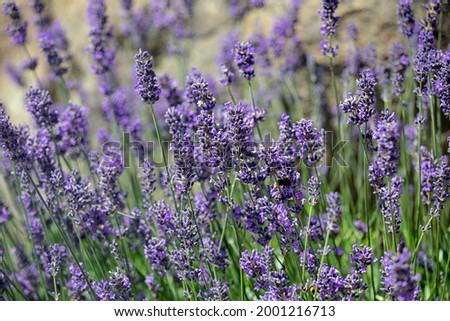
[2,2,27,45]
[396,0,416,38]
[381,248,420,301]
[350,244,376,274]
[318,0,340,57]
[134,49,160,104]
[25,87,58,129]
[0,103,28,162]
[234,41,256,79]
[341,69,377,126]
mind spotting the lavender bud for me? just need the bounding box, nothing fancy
[381,248,420,301]
[134,49,160,104]
[234,41,256,79]
[396,0,416,38]
[349,244,376,274]
[2,2,27,45]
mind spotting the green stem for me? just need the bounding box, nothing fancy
[248,80,263,141]
[52,275,59,301]
[149,104,179,213]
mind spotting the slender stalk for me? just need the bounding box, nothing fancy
[52,275,59,301]
[149,104,179,213]
[358,126,376,298]
[301,205,314,281]
[328,56,341,142]
[248,80,263,141]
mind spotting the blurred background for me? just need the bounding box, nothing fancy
[1,0,449,123]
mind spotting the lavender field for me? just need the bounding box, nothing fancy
[0,0,449,301]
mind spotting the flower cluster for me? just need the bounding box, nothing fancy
[341,69,377,126]
[318,0,340,57]
[381,248,420,301]
[134,49,161,104]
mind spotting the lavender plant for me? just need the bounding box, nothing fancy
[0,0,449,302]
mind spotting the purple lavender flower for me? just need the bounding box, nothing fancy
[430,156,450,217]
[234,41,256,79]
[87,0,117,96]
[158,74,184,108]
[200,235,228,270]
[109,268,132,300]
[350,244,376,274]
[2,2,27,45]
[363,44,378,69]
[32,128,57,179]
[30,0,49,26]
[67,263,89,300]
[39,32,68,78]
[343,270,368,300]
[22,58,38,71]
[0,199,11,225]
[373,111,401,177]
[262,269,301,301]
[139,159,156,210]
[294,119,325,167]
[392,73,405,97]
[318,0,340,57]
[169,127,196,195]
[98,154,125,213]
[224,101,255,164]
[168,210,202,281]
[217,31,239,86]
[388,42,409,73]
[341,69,377,126]
[195,109,224,171]
[144,237,169,276]
[343,24,361,78]
[299,247,318,276]
[109,240,119,261]
[381,248,420,301]
[41,244,66,277]
[145,273,162,298]
[396,0,416,38]
[93,279,116,301]
[55,103,89,158]
[185,68,216,111]
[313,264,345,300]
[269,0,304,74]
[244,197,272,246]
[325,192,342,234]
[134,49,160,104]
[25,87,58,129]
[198,279,229,301]
[10,247,39,299]
[64,169,93,221]
[346,22,358,42]
[0,104,28,162]
[423,0,442,32]
[29,217,44,244]
[354,220,368,233]
[308,175,321,206]
[433,51,449,117]
[240,246,273,291]
[379,175,404,233]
